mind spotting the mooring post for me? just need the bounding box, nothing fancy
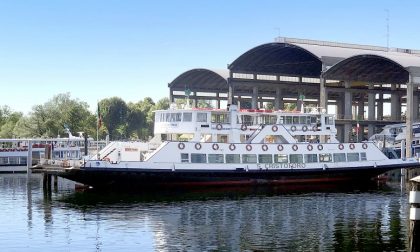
[53,175,58,191]
[409,176,420,251]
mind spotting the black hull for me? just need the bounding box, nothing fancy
[49,163,419,190]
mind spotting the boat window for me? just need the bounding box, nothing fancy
[9,157,18,164]
[347,153,359,162]
[226,154,240,163]
[360,152,367,161]
[208,154,224,163]
[299,116,306,124]
[258,154,272,163]
[191,153,206,163]
[293,116,299,124]
[279,116,285,124]
[241,115,254,126]
[274,154,288,163]
[310,116,317,124]
[259,115,276,125]
[319,153,332,162]
[183,113,192,122]
[242,154,257,163]
[304,154,318,163]
[333,153,346,162]
[289,154,303,163]
[20,157,27,164]
[325,116,334,125]
[285,116,293,124]
[211,113,230,123]
[181,153,189,163]
[197,113,207,122]
[0,157,7,164]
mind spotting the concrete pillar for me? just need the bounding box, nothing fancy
[169,88,174,102]
[216,93,220,109]
[344,123,352,143]
[406,76,413,158]
[319,74,327,109]
[413,94,419,121]
[252,86,258,109]
[237,96,241,109]
[367,85,376,138]
[344,81,352,120]
[336,125,344,143]
[357,94,364,121]
[391,84,401,121]
[275,87,282,110]
[228,78,234,105]
[377,93,383,120]
[336,93,345,119]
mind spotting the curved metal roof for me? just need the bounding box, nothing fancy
[323,54,409,84]
[228,43,322,77]
[168,68,229,92]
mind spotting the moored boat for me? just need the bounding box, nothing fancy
[39,105,420,189]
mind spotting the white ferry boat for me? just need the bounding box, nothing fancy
[41,104,420,189]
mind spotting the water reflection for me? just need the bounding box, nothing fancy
[0,174,410,251]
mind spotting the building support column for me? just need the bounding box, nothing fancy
[228,78,234,105]
[319,73,327,110]
[368,84,375,138]
[406,76,414,158]
[391,84,401,121]
[413,93,419,121]
[275,87,282,110]
[377,93,383,121]
[252,86,258,109]
[343,81,352,143]
[169,88,174,102]
[216,93,220,109]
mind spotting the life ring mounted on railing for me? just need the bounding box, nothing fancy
[290,125,297,132]
[246,144,252,151]
[317,144,323,151]
[272,125,278,132]
[277,144,284,151]
[292,144,298,151]
[312,125,317,132]
[262,144,268,151]
[338,144,344,150]
[362,143,368,149]
[349,143,355,150]
[195,143,202,150]
[302,125,308,132]
[229,144,236,151]
[178,142,185,150]
[212,143,219,150]
[216,124,223,130]
[241,124,247,131]
[307,144,313,151]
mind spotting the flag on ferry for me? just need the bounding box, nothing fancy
[97,103,103,129]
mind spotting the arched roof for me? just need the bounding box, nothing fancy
[323,54,409,84]
[229,43,322,77]
[168,68,229,92]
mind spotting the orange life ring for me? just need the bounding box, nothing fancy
[212,143,219,150]
[317,144,323,151]
[262,144,268,151]
[302,125,308,132]
[362,143,368,149]
[277,144,284,151]
[195,143,202,150]
[349,143,355,150]
[307,144,313,151]
[272,125,278,132]
[229,144,236,151]
[178,142,185,150]
[216,124,223,130]
[241,124,247,131]
[246,144,252,151]
[338,144,344,150]
[291,125,297,132]
[292,144,298,151]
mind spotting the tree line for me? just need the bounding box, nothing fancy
[0,93,169,140]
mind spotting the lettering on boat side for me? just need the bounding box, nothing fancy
[257,163,306,169]
[125,147,139,152]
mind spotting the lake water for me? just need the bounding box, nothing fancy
[0,173,410,251]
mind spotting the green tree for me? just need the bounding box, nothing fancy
[99,97,129,140]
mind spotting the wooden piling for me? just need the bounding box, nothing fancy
[409,176,420,252]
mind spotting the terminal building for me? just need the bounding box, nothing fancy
[168,37,420,148]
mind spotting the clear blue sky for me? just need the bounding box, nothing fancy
[1,0,419,114]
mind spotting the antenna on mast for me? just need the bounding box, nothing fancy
[385,9,390,51]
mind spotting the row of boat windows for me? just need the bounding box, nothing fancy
[156,112,332,125]
[180,152,367,164]
[0,156,27,165]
